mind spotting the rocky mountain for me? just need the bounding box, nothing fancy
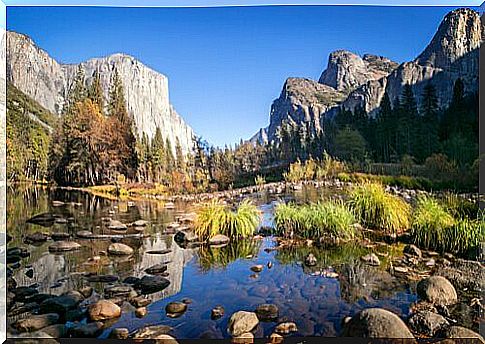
[6,31,195,155]
[253,7,481,144]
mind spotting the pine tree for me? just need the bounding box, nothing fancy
[375,92,393,162]
[107,67,138,180]
[88,69,104,111]
[399,84,418,157]
[420,82,440,161]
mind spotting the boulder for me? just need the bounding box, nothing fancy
[88,300,121,321]
[107,243,134,255]
[69,322,104,338]
[439,326,485,343]
[86,274,119,283]
[274,322,298,335]
[232,332,254,344]
[104,285,134,298]
[48,241,81,252]
[269,333,284,343]
[255,304,279,322]
[110,328,130,339]
[14,314,60,332]
[130,296,151,308]
[76,230,94,239]
[341,308,414,338]
[361,253,381,266]
[174,230,198,245]
[408,310,449,336]
[42,324,67,338]
[435,259,485,292]
[228,311,259,337]
[404,244,422,258]
[39,294,81,317]
[136,307,148,318]
[209,234,230,246]
[417,276,457,305]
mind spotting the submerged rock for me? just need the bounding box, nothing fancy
[228,311,259,337]
[136,307,148,318]
[417,276,457,305]
[211,306,225,319]
[133,325,173,340]
[255,304,279,322]
[88,300,121,321]
[166,301,187,316]
[51,233,71,241]
[39,294,81,317]
[145,264,168,275]
[86,274,119,283]
[209,234,230,246]
[27,213,55,227]
[108,220,128,231]
[250,265,264,273]
[135,275,171,294]
[24,232,49,244]
[109,328,130,339]
[341,308,414,338]
[14,314,59,332]
[48,241,81,252]
[132,219,149,227]
[274,322,298,335]
[107,243,134,255]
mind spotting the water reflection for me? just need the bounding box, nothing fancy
[8,184,418,339]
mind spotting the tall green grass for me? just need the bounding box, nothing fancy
[440,192,479,219]
[348,182,411,234]
[274,200,357,240]
[194,199,261,240]
[411,195,484,255]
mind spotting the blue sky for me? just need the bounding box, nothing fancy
[6,4,478,146]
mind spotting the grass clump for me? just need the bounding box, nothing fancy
[194,199,261,240]
[410,196,456,250]
[411,196,484,256]
[348,182,411,234]
[440,192,479,219]
[274,200,357,240]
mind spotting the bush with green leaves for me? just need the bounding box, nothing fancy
[274,200,357,240]
[348,182,411,234]
[194,199,261,240]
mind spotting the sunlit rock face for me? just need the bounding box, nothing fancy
[6,31,195,155]
[253,8,482,142]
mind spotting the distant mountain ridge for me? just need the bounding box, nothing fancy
[252,8,482,145]
[5,31,195,155]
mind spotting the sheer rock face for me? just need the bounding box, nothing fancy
[254,8,481,142]
[341,8,481,115]
[6,31,195,154]
[264,77,346,141]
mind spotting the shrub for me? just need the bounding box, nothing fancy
[424,153,458,181]
[283,159,305,183]
[316,151,347,180]
[194,199,261,240]
[348,182,411,234]
[274,200,357,239]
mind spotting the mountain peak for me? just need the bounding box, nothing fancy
[415,8,482,69]
[318,50,397,93]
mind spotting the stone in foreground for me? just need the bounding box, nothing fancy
[417,276,457,305]
[341,308,414,338]
[228,311,259,337]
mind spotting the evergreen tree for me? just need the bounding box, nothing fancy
[419,82,440,161]
[88,69,104,111]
